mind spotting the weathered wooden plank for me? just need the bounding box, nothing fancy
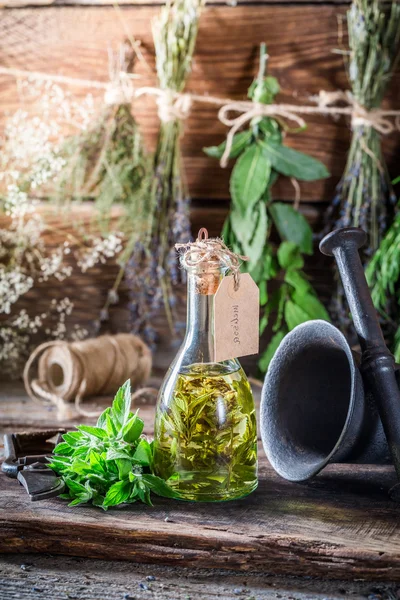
[1,553,396,600]
[1,382,400,581]
[0,5,398,202]
[3,0,354,7]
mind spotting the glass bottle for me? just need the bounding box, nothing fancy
[153,242,258,502]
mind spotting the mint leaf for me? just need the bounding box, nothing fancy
[121,413,144,443]
[292,291,330,321]
[260,141,329,181]
[203,130,252,160]
[142,474,179,499]
[133,439,153,467]
[258,330,286,372]
[78,425,108,440]
[102,480,132,508]
[111,379,132,429]
[230,145,270,215]
[284,300,311,330]
[269,203,313,255]
[277,241,304,271]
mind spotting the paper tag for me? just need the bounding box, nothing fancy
[214,274,259,362]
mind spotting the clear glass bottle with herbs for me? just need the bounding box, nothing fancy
[153,230,258,501]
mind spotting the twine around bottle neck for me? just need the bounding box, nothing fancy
[175,228,248,293]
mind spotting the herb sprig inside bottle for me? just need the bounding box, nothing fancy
[153,229,258,502]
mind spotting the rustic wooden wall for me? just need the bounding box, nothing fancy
[0,0,399,371]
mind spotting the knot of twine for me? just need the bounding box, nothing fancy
[136,87,192,123]
[217,90,400,168]
[104,77,134,106]
[176,227,247,291]
[104,43,135,106]
[23,333,156,421]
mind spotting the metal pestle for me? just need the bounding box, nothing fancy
[320,227,400,495]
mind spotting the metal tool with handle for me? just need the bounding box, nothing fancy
[320,227,400,496]
[3,430,66,501]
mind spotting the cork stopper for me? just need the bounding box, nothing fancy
[175,228,247,296]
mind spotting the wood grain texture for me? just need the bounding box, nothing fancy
[1,553,397,600]
[0,5,398,202]
[1,383,400,581]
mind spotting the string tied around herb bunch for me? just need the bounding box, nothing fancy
[135,87,193,123]
[176,228,248,293]
[104,43,135,106]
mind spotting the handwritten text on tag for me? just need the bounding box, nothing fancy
[214,274,259,362]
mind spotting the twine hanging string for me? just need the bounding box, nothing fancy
[23,334,156,421]
[1,65,400,161]
[176,227,248,292]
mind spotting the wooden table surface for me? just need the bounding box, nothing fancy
[1,381,400,599]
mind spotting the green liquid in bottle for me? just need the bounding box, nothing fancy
[153,361,258,502]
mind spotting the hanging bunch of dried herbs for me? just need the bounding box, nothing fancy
[125,0,204,342]
[325,0,400,332]
[53,43,153,305]
[204,44,330,372]
[49,380,178,509]
[327,0,400,249]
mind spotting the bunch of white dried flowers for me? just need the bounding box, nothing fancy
[0,79,125,377]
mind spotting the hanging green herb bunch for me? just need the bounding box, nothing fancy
[125,0,204,343]
[205,44,330,372]
[325,0,400,333]
[49,380,178,509]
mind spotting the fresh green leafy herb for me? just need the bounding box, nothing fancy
[204,44,330,372]
[49,380,178,510]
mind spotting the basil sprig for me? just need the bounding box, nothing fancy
[49,380,177,510]
[204,44,330,372]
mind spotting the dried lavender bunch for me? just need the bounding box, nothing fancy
[328,0,400,253]
[124,0,203,341]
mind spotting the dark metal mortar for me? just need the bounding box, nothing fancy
[260,227,400,497]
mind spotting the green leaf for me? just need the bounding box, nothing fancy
[259,312,269,335]
[258,330,286,372]
[231,203,268,268]
[102,480,132,508]
[111,380,132,429]
[284,300,311,330]
[78,425,108,440]
[53,442,74,456]
[284,269,313,296]
[292,291,330,321]
[62,431,85,448]
[269,203,313,255]
[203,131,252,160]
[133,438,153,467]
[277,241,304,271]
[106,446,132,461]
[121,413,144,443]
[96,407,111,429]
[260,141,329,181]
[64,478,89,497]
[115,458,132,479]
[105,413,118,437]
[230,145,271,215]
[141,474,179,499]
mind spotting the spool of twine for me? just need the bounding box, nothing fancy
[23,334,155,421]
